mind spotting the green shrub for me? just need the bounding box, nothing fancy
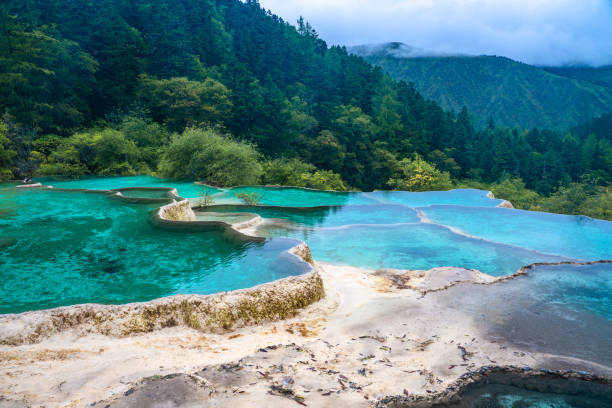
[38,162,87,178]
[0,121,16,179]
[489,177,541,209]
[235,192,262,205]
[387,155,453,191]
[0,168,13,181]
[196,188,216,207]
[261,157,347,191]
[261,158,315,186]
[159,127,262,186]
[136,75,232,132]
[298,170,346,191]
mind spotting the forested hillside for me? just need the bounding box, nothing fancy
[544,65,612,90]
[0,1,610,218]
[351,43,612,130]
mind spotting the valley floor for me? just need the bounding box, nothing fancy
[1,262,608,407]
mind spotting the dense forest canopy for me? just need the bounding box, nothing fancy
[0,0,610,218]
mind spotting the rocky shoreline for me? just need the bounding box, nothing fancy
[1,262,610,407]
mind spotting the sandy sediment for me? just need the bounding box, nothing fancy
[373,266,496,294]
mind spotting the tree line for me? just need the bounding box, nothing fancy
[0,0,610,218]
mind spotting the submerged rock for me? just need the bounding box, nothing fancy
[0,237,17,250]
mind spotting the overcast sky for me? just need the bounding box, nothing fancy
[257,0,612,67]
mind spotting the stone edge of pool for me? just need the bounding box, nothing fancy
[486,190,514,208]
[0,184,323,345]
[378,259,612,296]
[0,264,324,346]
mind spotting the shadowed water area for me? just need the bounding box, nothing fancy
[430,372,612,407]
[431,263,612,369]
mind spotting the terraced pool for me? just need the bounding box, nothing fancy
[1,176,611,315]
[0,186,310,314]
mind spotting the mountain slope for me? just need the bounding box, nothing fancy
[543,65,612,90]
[350,43,612,129]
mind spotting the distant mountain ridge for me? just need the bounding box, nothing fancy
[349,42,465,59]
[350,43,612,129]
[543,65,612,91]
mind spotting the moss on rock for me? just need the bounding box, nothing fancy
[0,271,324,345]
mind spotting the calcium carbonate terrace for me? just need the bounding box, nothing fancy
[1,176,610,315]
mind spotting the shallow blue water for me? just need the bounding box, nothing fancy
[528,263,612,321]
[257,222,568,275]
[365,188,505,207]
[200,203,421,226]
[5,176,611,317]
[35,177,505,207]
[35,175,218,198]
[221,186,375,206]
[36,176,371,206]
[420,205,612,260]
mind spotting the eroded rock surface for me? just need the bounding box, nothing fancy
[158,199,196,221]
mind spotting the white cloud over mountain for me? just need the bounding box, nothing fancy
[258,0,612,66]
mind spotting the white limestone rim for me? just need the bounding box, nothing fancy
[15,182,43,188]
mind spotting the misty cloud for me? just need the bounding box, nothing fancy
[258,0,612,67]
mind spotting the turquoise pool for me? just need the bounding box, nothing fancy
[1,176,610,314]
[420,205,612,260]
[256,222,568,276]
[199,203,421,226]
[365,188,505,207]
[34,176,507,207]
[0,187,310,314]
[35,176,220,198]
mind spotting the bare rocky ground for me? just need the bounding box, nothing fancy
[1,263,609,407]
